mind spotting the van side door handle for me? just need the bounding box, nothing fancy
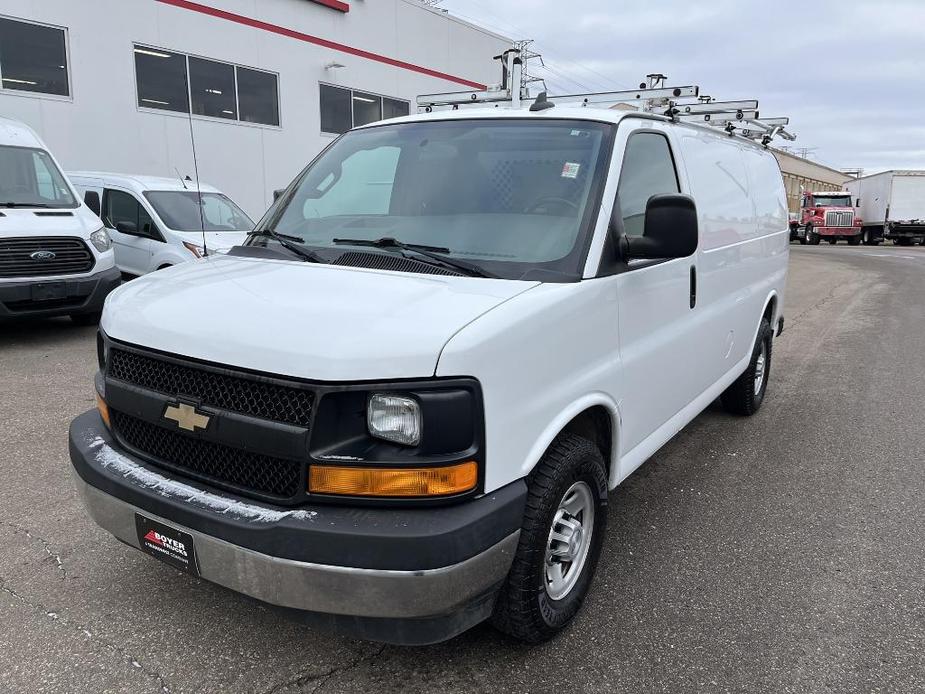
[689,266,697,309]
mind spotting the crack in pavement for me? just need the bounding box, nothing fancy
[0,519,69,579]
[261,644,388,694]
[0,575,172,693]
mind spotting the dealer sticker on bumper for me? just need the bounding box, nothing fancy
[135,514,199,576]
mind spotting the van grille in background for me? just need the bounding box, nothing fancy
[0,237,95,278]
[825,210,854,228]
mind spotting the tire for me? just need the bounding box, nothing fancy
[897,237,913,247]
[721,318,773,416]
[827,238,837,245]
[798,228,808,245]
[70,311,101,326]
[847,235,861,246]
[806,224,820,245]
[491,433,608,643]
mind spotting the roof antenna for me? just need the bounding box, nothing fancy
[174,167,188,190]
[182,70,208,258]
[530,91,555,112]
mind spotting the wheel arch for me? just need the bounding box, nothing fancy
[519,395,620,491]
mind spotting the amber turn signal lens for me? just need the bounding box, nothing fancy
[309,462,478,498]
[96,393,111,429]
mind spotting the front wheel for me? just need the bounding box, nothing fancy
[847,235,861,246]
[491,434,608,643]
[806,224,820,245]
[721,318,773,416]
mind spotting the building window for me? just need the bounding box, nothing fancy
[238,67,280,126]
[320,84,410,134]
[189,56,237,120]
[134,47,189,114]
[133,45,280,127]
[0,16,69,97]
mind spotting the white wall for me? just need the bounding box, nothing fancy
[0,0,509,218]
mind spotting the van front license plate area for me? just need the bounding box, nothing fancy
[31,282,66,301]
[135,514,199,576]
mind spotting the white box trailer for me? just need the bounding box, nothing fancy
[845,171,925,245]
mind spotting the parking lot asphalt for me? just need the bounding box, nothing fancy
[1,244,924,694]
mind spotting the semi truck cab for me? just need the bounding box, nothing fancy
[795,191,863,245]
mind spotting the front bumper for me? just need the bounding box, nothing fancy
[814,226,860,237]
[0,265,121,319]
[69,411,525,644]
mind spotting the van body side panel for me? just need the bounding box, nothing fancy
[676,129,788,386]
[436,280,622,494]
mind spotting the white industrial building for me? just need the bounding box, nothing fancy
[0,0,509,217]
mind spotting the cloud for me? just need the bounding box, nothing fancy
[440,0,923,173]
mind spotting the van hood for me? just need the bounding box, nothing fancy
[102,255,538,381]
[0,208,99,238]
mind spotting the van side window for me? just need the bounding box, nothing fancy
[616,133,679,237]
[104,190,156,236]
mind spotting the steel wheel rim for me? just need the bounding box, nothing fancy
[754,342,767,396]
[544,481,595,601]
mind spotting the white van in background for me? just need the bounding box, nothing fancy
[0,117,119,325]
[68,173,254,277]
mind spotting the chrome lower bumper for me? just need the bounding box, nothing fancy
[73,471,519,620]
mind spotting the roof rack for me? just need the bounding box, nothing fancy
[415,52,796,145]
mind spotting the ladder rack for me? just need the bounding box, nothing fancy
[415,51,796,145]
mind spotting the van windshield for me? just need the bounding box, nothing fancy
[144,191,254,232]
[262,119,613,280]
[0,145,77,209]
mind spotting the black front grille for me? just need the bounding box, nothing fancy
[108,349,315,427]
[111,410,302,498]
[0,236,95,278]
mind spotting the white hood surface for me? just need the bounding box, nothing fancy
[102,255,538,381]
[180,231,249,252]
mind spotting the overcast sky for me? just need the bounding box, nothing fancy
[439,0,922,175]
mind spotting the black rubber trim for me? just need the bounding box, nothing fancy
[69,410,526,571]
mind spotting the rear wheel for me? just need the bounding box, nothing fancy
[897,237,913,246]
[491,433,608,643]
[721,318,773,416]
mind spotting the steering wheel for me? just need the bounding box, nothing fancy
[525,197,580,215]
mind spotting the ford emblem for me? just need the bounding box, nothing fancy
[30,250,57,261]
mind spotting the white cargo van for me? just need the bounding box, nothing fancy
[70,98,788,645]
[68,172,254,277]
[0,117,119,324]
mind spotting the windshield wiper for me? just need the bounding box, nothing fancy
[248,229,326,264]
[0,202,53,208]
[331,237,495,278]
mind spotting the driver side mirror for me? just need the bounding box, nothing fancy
[115,221,138,235]
[83,191,101,217]
[621,194,698,261]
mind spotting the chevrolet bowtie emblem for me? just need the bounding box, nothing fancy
[163,402,211,432]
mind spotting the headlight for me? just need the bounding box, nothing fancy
[89,227,112,252]
[182,241,206,258]
[368,394,422,447]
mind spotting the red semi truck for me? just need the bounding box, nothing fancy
[790,190,863,245]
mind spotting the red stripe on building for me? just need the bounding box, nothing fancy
[155,0,487,90]
[307,0,350,12]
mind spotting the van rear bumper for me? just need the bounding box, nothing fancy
[68,411,525,644]
[0,265,120,319]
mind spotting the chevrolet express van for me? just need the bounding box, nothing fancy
[68,172,254,277]
[0,118,119,324]
[70,105,788,644]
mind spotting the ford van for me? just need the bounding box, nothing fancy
[0,118,119,324]
[68,172,254,277]
[69,103,788,644]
